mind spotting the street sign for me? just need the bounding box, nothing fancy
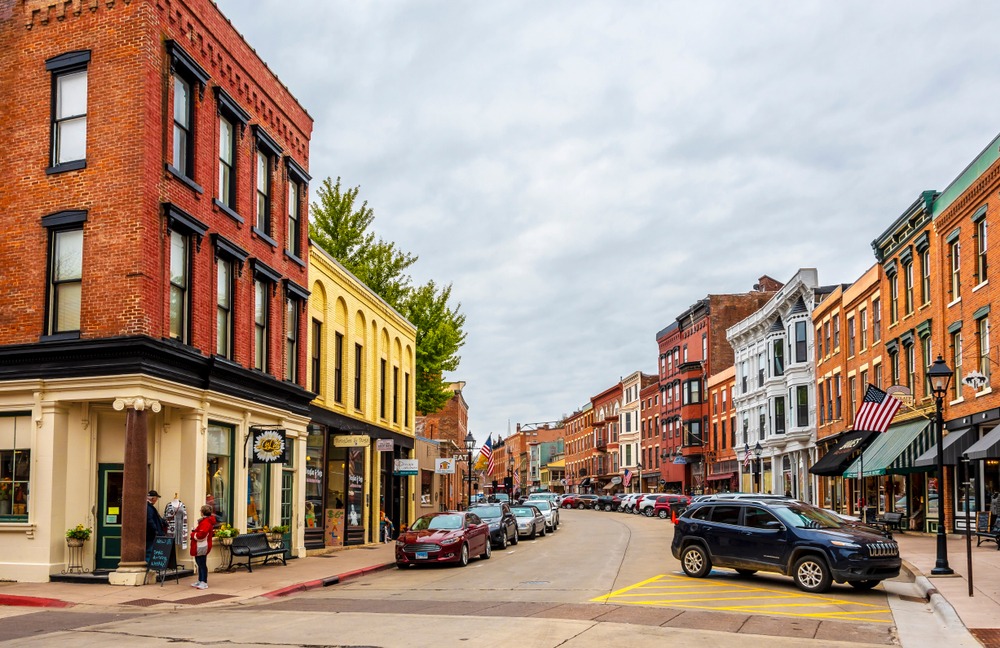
[393,458,418,476]
[376,439,394,452]
[333,434,370,447]
[435,458,455,474]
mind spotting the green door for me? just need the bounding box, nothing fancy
[96,464,124,571]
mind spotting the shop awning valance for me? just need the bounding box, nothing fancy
[965,425,1000,460]
[843,419,931,478]
[914,427,974,467]
[809,430,878,476]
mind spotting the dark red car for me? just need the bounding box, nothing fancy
[395,511,491,568]
[651,494,692,518]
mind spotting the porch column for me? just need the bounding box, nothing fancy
[109,397,161,586]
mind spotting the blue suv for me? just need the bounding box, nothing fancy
[670,499,900,593]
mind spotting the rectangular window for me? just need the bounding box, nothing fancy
[922,335,933,397]
[51,66,88,168]
[816,326,823,359]
[380,359,387,419]
[354,343,363,410]
[859,307,868,348]
[218,116,235,208]
[0,415,32,522]
[256,151,270,233]
[848,376,856,426]
[49,228,84,334]
[833,315,840,351]
[874,363,883,389]
[393,366,400,424]
[796,385,809,427]
[977,218,988,284]
[826,380,833,423]
[824,321,831,356]
[952,331,963,399]
[287,179,301,257]
[978,317,991,385]
[774,397,785,434]
[772,339,784,376]
[216,258,233,357]
[684,420,702,446]
[207,423,233,524]
[247,463,269,530]
[921,249,931,305]
[311,319,322,394]
[906,344,916,391]
[169,231,189,342]
[795,321,807,363]
[172,74,192,177]
[889,274,899,323]
[835,374,842,420]
[847,317,856,356]
[334,331,344,403]
[890,351,899,385]
[872,299,881,343]
[285,298,298,382]
[951,240,962,300]
[404,372,410,427]
[818,380,825,423]
[904,262,914,315]
[254,279,268,372]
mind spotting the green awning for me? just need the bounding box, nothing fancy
[843,419,932,478]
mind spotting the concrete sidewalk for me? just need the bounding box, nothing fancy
[895,531,1000,647]
[0,543,397,610]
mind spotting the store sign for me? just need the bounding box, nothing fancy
[394,458,418,476]
[333,434,370,448]
[250,428,288,464]
[610,476,622,484]
[435,458,455,474]
[376,439,394,452]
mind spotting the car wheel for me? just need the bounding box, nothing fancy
[529,527,536,539]
[510,530,519,545]
[458,544,470,567]
[481,540,492,560]
[793,555,832,593]
[563,503,571,509]
[605,504,613,512]
[657,510,668,519]
[498,533,507,550]
[540,525,546,537]
[577,503,585,509]
[735,569,757,577]
[644,508,654,517]
[680,544,712,578]
[848,580,881,591]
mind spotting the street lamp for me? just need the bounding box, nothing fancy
[465,431,476,510]
[753,441,763,494]
[928,355,954,576]
[636,462,643,493]
[508,455,515,499]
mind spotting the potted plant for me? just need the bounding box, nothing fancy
[265,524,289,543]
[213,523,239,546]
[65,524,92,547]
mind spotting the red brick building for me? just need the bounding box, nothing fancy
[590,383,623,491]
[563,404,594,493]
[0,0,312,582]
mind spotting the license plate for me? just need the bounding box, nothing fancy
[415,551,428,560]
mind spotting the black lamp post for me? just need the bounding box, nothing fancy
[928,355,954,575]
[753,441,763,493]
[636,462,643,493]
[508,456,515,498]
[465,431,476,510]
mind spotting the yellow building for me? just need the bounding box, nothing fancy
[306,244,417,548]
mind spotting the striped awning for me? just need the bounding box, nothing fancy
[843,419,932,478]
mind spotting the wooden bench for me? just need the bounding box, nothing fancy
[229,533,287,572]
[974,512,999,549]
[874,512,903,532]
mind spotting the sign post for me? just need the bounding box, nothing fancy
[146,536,178,586]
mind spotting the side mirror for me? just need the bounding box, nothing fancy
[764,520,784,531]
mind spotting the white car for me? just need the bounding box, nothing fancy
[530,499,560,531]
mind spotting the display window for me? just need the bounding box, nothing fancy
[207,423,234,524]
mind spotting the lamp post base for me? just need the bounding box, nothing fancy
[931,531,954,576]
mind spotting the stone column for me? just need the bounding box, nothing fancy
[110,397,161,586]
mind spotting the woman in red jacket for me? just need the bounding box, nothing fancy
[190,504,215,589]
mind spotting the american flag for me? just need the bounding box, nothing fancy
[854,384,902,433]
[623,468,633,487]
[743,443,752,469]
[482,435,494,476]
[513,469,520,491]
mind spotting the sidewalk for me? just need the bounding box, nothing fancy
[0,543,397,610]
[895,531,1000,647]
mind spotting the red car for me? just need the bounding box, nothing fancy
[560,494,599,509]
[650,494,691,518]
[395,511,491,568]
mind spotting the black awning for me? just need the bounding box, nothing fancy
[579,478,592,486]
[914,427,974,467]
[809,429,878,476]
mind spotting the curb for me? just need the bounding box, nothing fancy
[902,559,966,631]
[0,594,74,608]
[261,562,395,599]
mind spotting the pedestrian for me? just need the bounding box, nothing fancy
[145,490,166,564]
[189,504,215,590]
[380,510,394,543]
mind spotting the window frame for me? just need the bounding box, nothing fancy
[950,239,962,301]
[168,229,191,343]
[46,50,91,174]
[252,126,282,241]
[210,232,247,359]
[285,297,299,383]
[165,41,209,189]
[976,216,988,285]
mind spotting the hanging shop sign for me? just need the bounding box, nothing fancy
[393,458,419,476]
[376,438,394,452]
[333,434,370,448]
[435,458,455,474]
[250,428,288,464]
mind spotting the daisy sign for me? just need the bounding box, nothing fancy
[250,427,288,464]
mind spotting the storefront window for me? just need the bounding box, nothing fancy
[421,469,433,508]
[326,445,347,545]
[247,464,269,529]
[207,423,233,524]
[346,448,365,544]
[0,415,30,521]
[305,427,324,532]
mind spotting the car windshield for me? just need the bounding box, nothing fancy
[475,506,502,518]
[411,514,463,531]
[533,500,552,511]
[773,505,845,529]
[510,507,535,517]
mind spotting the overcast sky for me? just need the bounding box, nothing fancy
[217,0,1000,446]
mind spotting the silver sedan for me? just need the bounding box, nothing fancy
[510,505,547,539]
[531,499,560,532]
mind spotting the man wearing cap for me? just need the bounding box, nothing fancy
[146,490,166,564]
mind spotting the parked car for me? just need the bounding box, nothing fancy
[561,494,599,509]
[510,504,547,539]
[471,503,519,549]
[619,493,646,513]
[531,499,560,531]
[671,499,901,593]
[650,494,691,518]
[526,492,558,504]
[596,494,623,512]
[395,511,492,568]
[635,494,663,515]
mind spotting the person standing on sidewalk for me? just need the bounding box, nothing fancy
[146,490,166,564]
[190,504,215,590]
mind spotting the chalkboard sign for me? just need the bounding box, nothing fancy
[147,536,178,586]
[977,511,992,533]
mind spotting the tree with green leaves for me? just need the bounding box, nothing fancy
[309,177,466,415]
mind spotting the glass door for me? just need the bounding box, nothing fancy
[96,464,124,571]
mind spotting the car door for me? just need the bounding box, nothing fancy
[466,512,487,553]
[703,504,742,563]
[735,506,789,570]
